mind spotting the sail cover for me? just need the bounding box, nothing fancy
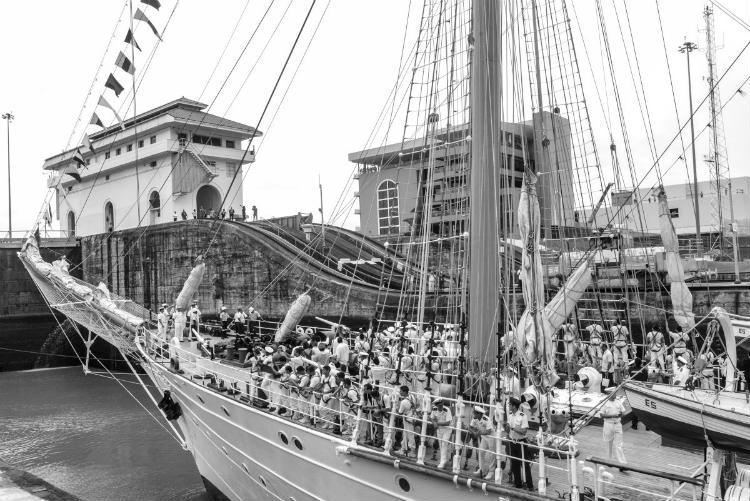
[545,257,592,332]
[514,172,556,381]
[175,257,206,310]
[657,188,695,331]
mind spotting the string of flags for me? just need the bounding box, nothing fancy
[82,0,161,141]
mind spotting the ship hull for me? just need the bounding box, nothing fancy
[141,360,549,501]
[623,382,750,453]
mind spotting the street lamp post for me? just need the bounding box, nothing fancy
[678,41,701,256]
[2,112,13,238]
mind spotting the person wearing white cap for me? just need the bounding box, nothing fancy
[173,307,188,342]
[157,306,167,340]
[469,405,495,479]
[188,302,201,340]
[233,307,247,335]
[600,397,627,466]
[219,306,230,332]
[673,355,691,387]
[429,398,453,468]
[506,397,533,489]
[395,385,416,457]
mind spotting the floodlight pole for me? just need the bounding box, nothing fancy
[2,112,13,238]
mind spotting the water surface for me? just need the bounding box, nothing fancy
[0,366,211,501]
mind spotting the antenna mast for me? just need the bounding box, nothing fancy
[703,6,737,269]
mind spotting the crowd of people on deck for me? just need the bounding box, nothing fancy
[152,304,733,490]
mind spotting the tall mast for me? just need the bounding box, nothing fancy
[679,40,701,255]
[468,0,501,362]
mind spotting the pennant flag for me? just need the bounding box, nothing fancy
[90,113,104,128]
[98,95,125,130]
[72,148,86,167]
[141,0,161,10]
[124,29,141,52]
[83,133,96,154]
[43,203,53,227]
[115,51,135,75]
[105,73,124,97]
[62,165,82,183]
[135,8,162,40]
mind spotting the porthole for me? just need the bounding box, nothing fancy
[396,475,411,492]
[242,463,249,474]
[259,475,267,488]
[292,437,303,450]
[278,431,289,445]
[221,405,230,417]
[197,395,204,404]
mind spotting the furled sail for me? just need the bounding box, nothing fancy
[657,188,695,331]
[175,256,206,310]
[514,172,556,382]
[275,294,312,343]
[545,257,593,332]
[713,307,737,391]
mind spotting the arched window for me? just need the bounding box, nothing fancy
[149,191,161,215]
[377,180,400,236]
[67,211,76,238]
[104,202,114,232]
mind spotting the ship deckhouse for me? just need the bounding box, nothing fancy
[44,97,261,237]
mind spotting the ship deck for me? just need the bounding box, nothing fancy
[167,336,741,501]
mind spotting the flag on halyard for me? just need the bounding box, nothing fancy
[115,51,135,75]
[90,113,104,128]
[62,165,82,183]
[125,29,142,51]
[72,148,86,167]
[98,95,125,130]
[83,133,96,154]
[43,203,53,227]
[135,8,162,40]
[141,0,161,10]
[105,73,124,97]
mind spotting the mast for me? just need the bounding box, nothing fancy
[468,0,501,362]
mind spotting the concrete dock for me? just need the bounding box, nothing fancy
[0,465,82,501]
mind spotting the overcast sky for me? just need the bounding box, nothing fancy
[0,0,748,235]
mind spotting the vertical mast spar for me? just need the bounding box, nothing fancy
[128,0,142,226]
[468,0,501,362]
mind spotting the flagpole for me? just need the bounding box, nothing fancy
[129,0,142,227]
[2,112,12,238]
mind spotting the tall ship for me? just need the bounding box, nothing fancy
[14,1,750,500]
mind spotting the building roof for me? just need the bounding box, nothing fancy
[88,96,260,141]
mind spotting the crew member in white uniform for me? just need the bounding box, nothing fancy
[157,306,167,340]
[646,324,666,374]
[585,324,604,369]
[469,405,496,479]
[673,356,691,387]
[506,397,533,490]
[173,309,187,341]
[429,398,453,469]
[601,397,627,465]
[611,320,630,383]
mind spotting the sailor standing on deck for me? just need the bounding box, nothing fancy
[157,306,167,340]
[188,302,201,339]
[219,306,230,331]
[470,405,496,480]
[673,356,691,387]
[174,308,188,342]
[646,324,666,374]
[585,324,604,369]
[506,397,533,490]
[611,320,630,383]
[601,397,627,466]
[600,344,614,389]
[429,398,453,469]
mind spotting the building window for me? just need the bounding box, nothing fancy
[377,180,400,236]
[104,202,114,232]
[513,134,523,150]
[150,135,157,144]
[105,151,111,159]
[150,161,157,167]
[226,140,235,149]
[226,162,237,175]
[149,191,161,216]
[138,139,144,148]
[127,144,133,152]
[67,211,76,237]
[192,134,222,147]
[116,148,121,156]
[670,208,679,219]
[105,175,110,181]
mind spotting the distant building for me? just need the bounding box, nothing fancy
[348,111,575,240]
[44,97,260,237]
[600,176,750,238]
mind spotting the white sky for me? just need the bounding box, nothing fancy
[0,0,748,235]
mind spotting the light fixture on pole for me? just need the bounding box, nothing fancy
[1,112,13,238]
[678,40,701,256]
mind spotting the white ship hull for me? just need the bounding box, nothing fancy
[623,382,750,453]
[141,360,548,501]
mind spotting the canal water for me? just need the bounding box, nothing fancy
[0,366,211,501]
